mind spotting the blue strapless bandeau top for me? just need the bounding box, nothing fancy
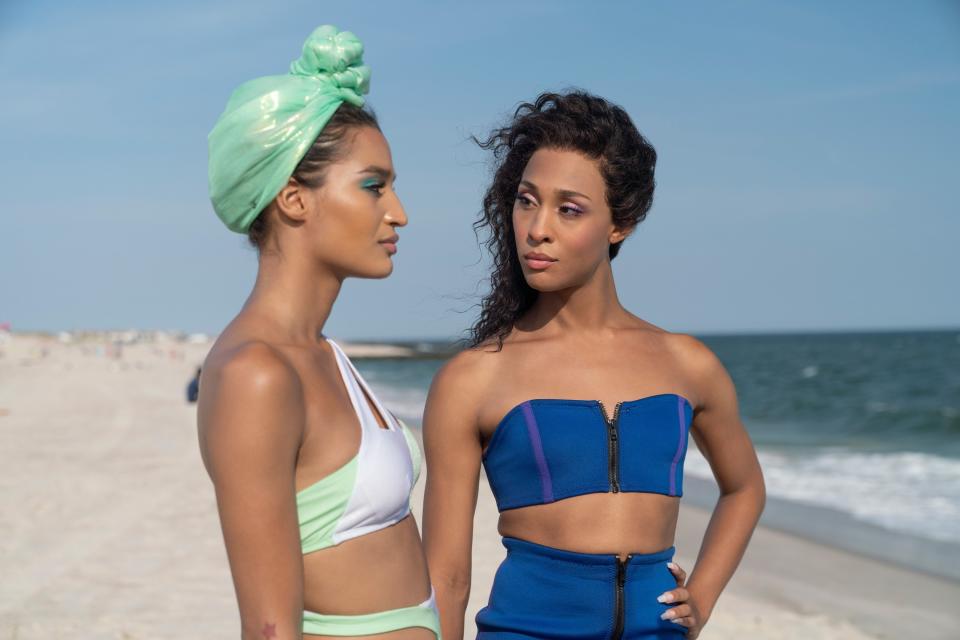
[481,393,693,511]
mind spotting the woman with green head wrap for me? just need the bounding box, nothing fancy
[199,26,440,639]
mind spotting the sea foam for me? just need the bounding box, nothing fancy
[685,447,960,543]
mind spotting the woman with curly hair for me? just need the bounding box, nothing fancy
[422,91,765,639]
[199,26,440,639]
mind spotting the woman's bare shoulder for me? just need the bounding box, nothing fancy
[425,337,520,427]
[658,332,724,376]
[198,333,306,448]
[620,312,720,368]
[430,339,504,392]
[203,335,300,394]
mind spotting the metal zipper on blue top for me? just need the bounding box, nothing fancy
[611,554,630,639]
[598,401,624,493]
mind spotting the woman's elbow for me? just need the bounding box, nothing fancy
[433,565,472,600]
[754,466,767,511]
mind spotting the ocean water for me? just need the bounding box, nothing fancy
[351,330,960,546]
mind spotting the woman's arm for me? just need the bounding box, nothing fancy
[422,353,487,640]
[198,343,306,640]
[672,336,766,630]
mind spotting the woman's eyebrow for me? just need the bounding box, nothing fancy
[357,165,394,180]
[519,180,590,201]
[556,188,591,202]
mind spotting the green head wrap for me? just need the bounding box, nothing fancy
[208,25,371,233]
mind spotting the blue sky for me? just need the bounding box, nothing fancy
[1,0,958,339]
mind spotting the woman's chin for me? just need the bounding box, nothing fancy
[359,258,395,280]
[523,271,563,291]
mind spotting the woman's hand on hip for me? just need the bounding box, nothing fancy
[658,560,704,638]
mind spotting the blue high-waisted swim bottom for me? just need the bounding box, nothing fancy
[476,537,686,639]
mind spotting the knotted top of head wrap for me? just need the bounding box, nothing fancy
[208,25,371,233]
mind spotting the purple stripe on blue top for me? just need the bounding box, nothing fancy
[521,402,555,503]
[669,396,687,496]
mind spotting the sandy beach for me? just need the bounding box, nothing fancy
[1,333,958,639]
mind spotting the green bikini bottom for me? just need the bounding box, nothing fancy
[303,588,441,638]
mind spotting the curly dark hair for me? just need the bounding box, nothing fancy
[468,90,657,348]
[248,102,380,250]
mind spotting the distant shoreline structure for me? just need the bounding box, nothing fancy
[0,328,461,359]
[3,326,958,359]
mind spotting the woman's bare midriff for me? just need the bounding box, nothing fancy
[497,492,680,559]
[302,514,432,615]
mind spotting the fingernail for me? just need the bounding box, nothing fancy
[660,610,675,620]
[667,562,679,571]
[657,592,674,603]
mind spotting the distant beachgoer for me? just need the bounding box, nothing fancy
[186,367,201,403]
[423,92,766,639]
[198,26,438,639]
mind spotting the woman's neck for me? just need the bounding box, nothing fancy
[522,261,629,335]
[243,250,343,345]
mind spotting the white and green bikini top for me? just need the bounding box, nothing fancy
[297,338,423,554]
